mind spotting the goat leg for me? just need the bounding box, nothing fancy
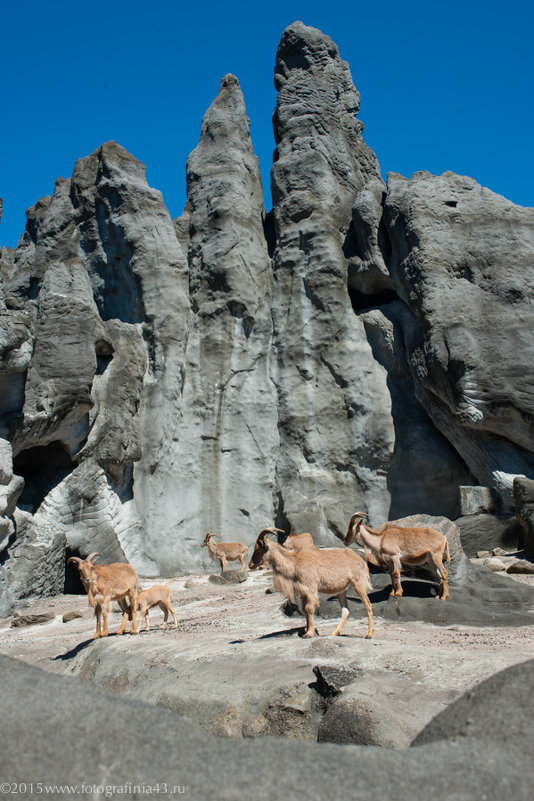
[330,592,350,637]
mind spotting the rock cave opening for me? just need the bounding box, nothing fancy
[348,286,399,313]
[13,441,74,515]
[95,339,114,375]
[63,548,87,595]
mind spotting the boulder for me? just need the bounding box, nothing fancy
[455,513,523,557]
[10,611,54,627]
[317,671,450,748]
[2,654,533,800]
[412,656,534,756]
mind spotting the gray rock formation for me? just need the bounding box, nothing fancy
[1,21,534,611]
[514,476,534,555]
[455,512,523,557]
[373,171,534,507]
[2,653,534,800]
[270,22,395,538]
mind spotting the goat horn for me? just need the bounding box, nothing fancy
[67,556,81,565]
[87,552,101,563]
[258,527,284,539]
[353,511,368,519]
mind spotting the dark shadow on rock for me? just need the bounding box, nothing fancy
[256,626,306,639]
[52,638,94,661]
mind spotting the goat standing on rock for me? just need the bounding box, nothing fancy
[345,512,450,600]
[249,528,374,638]
[201,533,249,572]
[67,553,139,638]
[136,585,178,632]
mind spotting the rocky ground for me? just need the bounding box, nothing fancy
[1,559,533,748]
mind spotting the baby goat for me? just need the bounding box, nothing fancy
[137,585,178,632]
[250,528,373,638]
[201,533,249,572]
[345,512,450,600]
[67,553,138,638]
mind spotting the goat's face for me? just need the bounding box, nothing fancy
[201,534,214,548]
[67,553,100,587]
[249,528,284,570]
[345,513,366,546]
[249,538,269,570]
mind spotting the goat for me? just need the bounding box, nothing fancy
[67,553,138,638]
[137,585,178,632]
[283,532,316,551]
[201,533,249,572]
[249,528,374,638]
[345,512,450,600]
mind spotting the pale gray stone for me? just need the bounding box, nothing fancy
[459,485,498,515]
[2,653,534,800]
[270,22,395,540]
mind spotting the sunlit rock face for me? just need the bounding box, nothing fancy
[381,171,534,504]
[269,21,395,539]
[1,22,533,611]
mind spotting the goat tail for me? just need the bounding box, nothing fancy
[444,540,451,563]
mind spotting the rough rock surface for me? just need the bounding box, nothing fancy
[374,171,534,507]
[514,476,534,555]
[2,650,534,799]
[270,22,395,539]
[455,512,523,557]
[412,655,534,753]
[1,21,534,610]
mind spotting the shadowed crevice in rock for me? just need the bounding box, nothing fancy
[13,442,74,514]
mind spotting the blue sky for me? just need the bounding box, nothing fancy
[1,0,532,249]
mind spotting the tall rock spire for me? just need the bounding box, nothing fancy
[154,75,279,570]
[270,22,395,537]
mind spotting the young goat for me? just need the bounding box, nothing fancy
[137,585,178,632]
[249,528,374,638]
[67,553,139,638]
[201,533,249,572]
[345,512,450,600]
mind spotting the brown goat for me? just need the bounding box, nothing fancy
[249,528,374,638]
[137,585,178,632]
[345,512,450,600]
[201,533,249,572]
[283,532,316,551]
[67,553,138,638]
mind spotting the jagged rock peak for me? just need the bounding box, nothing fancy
[70,140,149,197]
[190,74,255,167]
[275,21,360,118]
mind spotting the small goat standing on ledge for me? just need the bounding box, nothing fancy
[201,533,249,572]
[249,528,374,638]
[136,585,178,632]
[345,512,450,600]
